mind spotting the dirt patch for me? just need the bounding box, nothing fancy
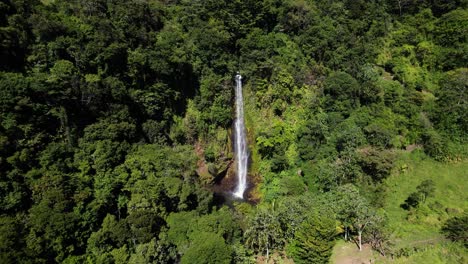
[332,242,377,264]
[256,251,294,264]
[405,144,422,152]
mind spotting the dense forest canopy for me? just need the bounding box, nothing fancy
[0,0,467,263]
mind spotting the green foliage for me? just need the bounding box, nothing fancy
[323,71,360,115]
[0,1,466,263]
[128,236,176,264]
[244,207,284,257]
[333,119,367,151]
[232,241,256,264]
[86,214,129,263]
[256,119,290,159]
[0,215,27,263]
[402,191,423,209]
[363,215,394,256]
[382,152,467,263]
[167,207,240,256]
[358,148,396,182]
[422,129,449,161]
[166,211,198,253]
[123,144,211,215]
[442,214,468,247]
[288,211,338,264]
[432,68,468,140]
[26,178,78,262]
[434,9,468,69]
[276,195,315,240]
[181,232,232,264]
[297,112,329,161]
[417,180,436,202]
[402,180,436,210]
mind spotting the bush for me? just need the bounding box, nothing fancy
[181,232,232,264]
[323,72,360,115]
[422,129,449,161]
[401,180,436,210]
[288,211,338,264]
[358,148,395,182]
[442,214,468,247]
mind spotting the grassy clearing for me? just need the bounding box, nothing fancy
[382,242,467,264]
[331,240,375,264]
[332,151,468,263]
[385,151,468,247]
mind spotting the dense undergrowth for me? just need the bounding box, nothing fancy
[0,0,466,263]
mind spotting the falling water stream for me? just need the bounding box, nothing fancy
[233,73,248,199]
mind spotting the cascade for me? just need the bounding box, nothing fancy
[233,73,248,199]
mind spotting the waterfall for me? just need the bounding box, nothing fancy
[233,73,248,199]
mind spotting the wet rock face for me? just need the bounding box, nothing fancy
[212,163,237,193]
[195,141,236,194]
[211,159,233,184]
[193,72,260,203]
[199,157,257,204]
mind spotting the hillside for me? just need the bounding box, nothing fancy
[0,0,467,263]
[332,152,467,263]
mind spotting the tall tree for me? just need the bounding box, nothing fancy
[244,207,283,260]
[288,211,338,264]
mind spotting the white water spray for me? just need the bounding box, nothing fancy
[233,73,248,199]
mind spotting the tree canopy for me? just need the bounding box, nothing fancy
[0,0,466,263]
